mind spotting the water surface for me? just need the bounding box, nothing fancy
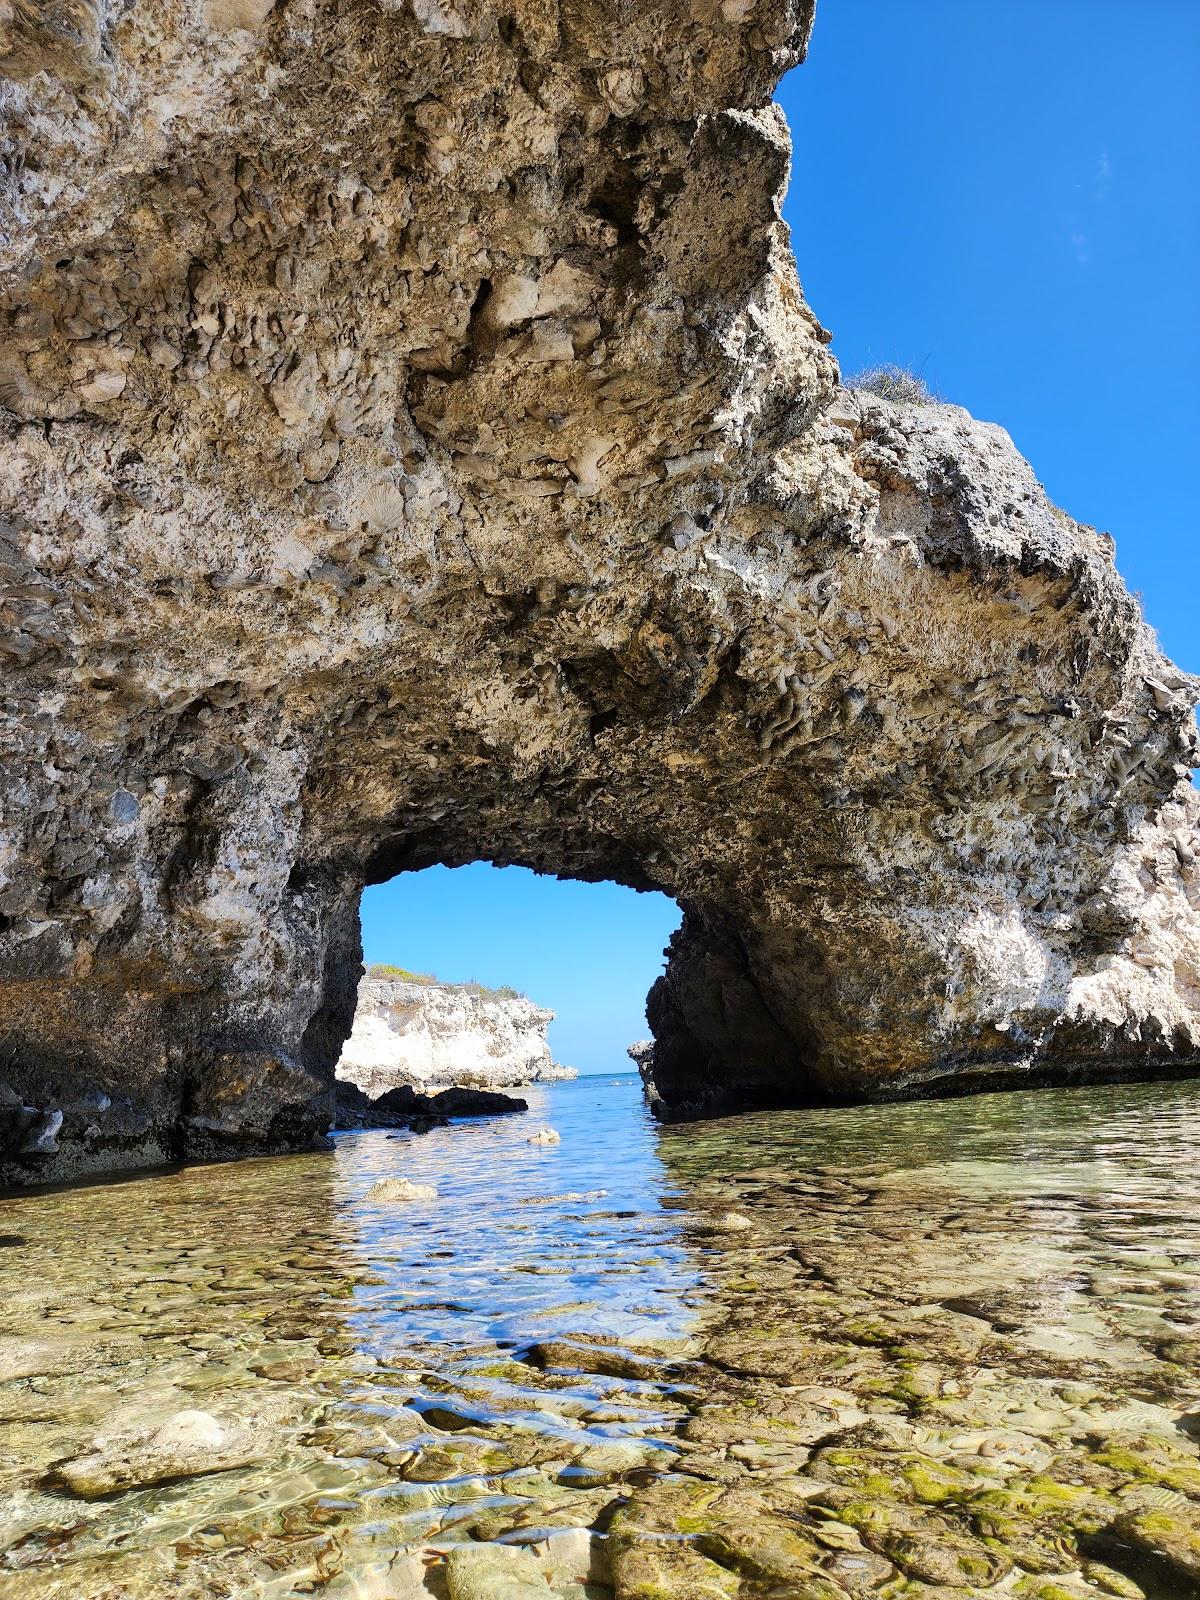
[2,1073,1200,1598]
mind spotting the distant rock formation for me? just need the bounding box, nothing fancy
[626,1040,657,1105]
[331,1076,527,1132]
[336,975,576,1097]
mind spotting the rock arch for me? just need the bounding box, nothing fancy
[2,1,1198,1185]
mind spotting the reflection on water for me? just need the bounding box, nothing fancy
[640,1079,1200,1600]
[0,1074,692,1599]
[2,1074,1200,1597]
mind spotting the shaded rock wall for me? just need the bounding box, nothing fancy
[336,976,573,1095]
[1,0,1198,1185]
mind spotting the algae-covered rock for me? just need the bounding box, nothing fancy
[609,1538,740,1600]
[1111,1506,1200,1586]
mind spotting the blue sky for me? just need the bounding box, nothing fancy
[359,865,679,1074]
[363,1,1198,1074]
[780,0,1199,675]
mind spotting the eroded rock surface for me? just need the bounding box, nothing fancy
[337,974,574,1095]
[1,1,1198,1184]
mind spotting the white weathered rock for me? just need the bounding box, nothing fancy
[445,1544,552,1600]
[708,1212,753,1233]
[338,977,575,1097]
[1,1,1198,1186]
[531,1527,606,1587]
[365,1177,438,1203]
[526,1127,561,1146]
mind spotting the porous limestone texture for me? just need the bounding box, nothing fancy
[1,1,1199,1185]
[336,975,574,1095]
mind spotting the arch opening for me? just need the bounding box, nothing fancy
[354,861,681,1081]
[3,0,1199,1196]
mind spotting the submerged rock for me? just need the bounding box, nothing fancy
[526,1127,561,1147]
[523,1527,606,1588]
[1,1,1198,1185]
[694,1210,754,1235]
[49,1409,266,1498]
[523,1337,666,1383]
[364,1177,438,1203]
[444,1543,554,1600]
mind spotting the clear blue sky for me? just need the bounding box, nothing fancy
[363,1,1198,1073]
[780,0,1199,676]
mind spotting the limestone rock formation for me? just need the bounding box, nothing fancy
[337,974,574,1095]
[1,1,1198,1185]
[332,1074,527,1130]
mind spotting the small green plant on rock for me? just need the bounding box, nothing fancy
[365,963,438,983]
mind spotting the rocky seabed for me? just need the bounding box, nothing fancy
[3,1077,1200,1599]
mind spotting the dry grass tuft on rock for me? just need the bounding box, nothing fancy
[366,964,438,984]
[845,363,941,405]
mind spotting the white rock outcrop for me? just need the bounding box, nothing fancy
[337,977,576,1096]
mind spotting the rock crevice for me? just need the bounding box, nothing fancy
[1,0,1197,1185]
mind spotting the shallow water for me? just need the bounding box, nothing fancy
[2,1074,1200,1598]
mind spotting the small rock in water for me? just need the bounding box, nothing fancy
[524,1336,664,1382]
[149,1409,226,1452]
[51,1408,262,1498]
[526,1126,560,1145]
[322,1554,427,1599]
[490,1526,605,1587]
[445,1542,552,1600]
[520,1190,607,1205]
[708,1211,753,1232]
[0,1336,77,1382]
[365,1176,438,1202]
[530,1526,606,1585]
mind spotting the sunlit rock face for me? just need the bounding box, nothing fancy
[336,975,573,1095]
[1,0,1198,1184]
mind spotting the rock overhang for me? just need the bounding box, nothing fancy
[0,0,1198,1186]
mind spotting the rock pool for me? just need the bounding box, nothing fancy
[3,1073,1200,1598]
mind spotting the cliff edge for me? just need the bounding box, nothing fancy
[337,974,575,1096]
